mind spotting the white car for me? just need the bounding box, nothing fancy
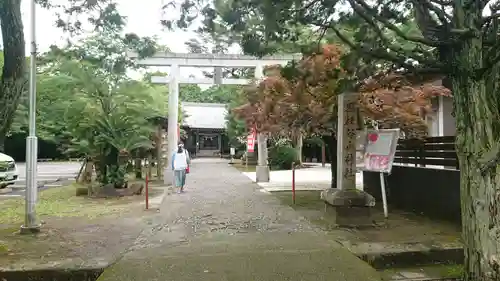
[0,153,19,188]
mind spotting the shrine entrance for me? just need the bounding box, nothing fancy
[129,51,301,182]
[200,134,219,150]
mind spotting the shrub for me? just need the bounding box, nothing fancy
[269,145,297,170]
[235,150,245,159]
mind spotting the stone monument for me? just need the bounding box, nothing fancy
[321,93,375,227]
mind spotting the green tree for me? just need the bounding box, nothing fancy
[35,57,160,185]
[196,85,240,103]
[225,87,247,148]
[9,11,160,183]
[0,0,133,152]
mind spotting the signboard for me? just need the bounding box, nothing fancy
[359,129,400,173]
[230,147,235,156]
[246,127,257,153]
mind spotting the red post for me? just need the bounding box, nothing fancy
[292,162,296,204]
[321,142,326,167]
[145,174,149,210]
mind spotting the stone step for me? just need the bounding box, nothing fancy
[381,264,463,281]
[348,241,463,269]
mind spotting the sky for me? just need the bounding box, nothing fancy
[22,1,197,52]
[19,0,235,81]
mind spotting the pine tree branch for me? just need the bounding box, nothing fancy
[422,0,451,25]
[351,0,442,47]
[325,21,442,74]
[346,0,439,67]
[292,0,323,13]
[427,0,452,5]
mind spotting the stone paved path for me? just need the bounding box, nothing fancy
[98,158,381,281]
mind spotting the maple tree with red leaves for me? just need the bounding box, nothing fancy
[359,73,452,138]
[234,44,452,139]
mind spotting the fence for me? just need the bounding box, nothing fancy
[364,135,461,225]
[393,136,458,170]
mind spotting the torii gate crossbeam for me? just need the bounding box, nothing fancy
[129,52,302,183]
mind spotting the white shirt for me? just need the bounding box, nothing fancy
[171,149,189,170]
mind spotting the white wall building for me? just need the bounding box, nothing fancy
[426,79,456,137]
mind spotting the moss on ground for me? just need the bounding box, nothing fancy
[231,163,257,172]
[427,263,464,278]
[273,190,323,210]
[0,182,163,270]
[272,190,461,243]
[381,264,464,280]
[98,232,382,281]
[0,241,8,253]
[272,191,341,230]
[0,183,159,225]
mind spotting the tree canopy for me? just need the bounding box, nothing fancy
[234,44,450,138]
[0,0,158,152]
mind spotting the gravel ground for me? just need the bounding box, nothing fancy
[98,159,381,281]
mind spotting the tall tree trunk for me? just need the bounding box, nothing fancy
[94,157,105,183]
[76,158,93,184]
[451,12,500,278]
[82,159,93,183]
[134,153,142,179]
[0,0,26,149]
[454,80,500,281]
[323,134,337,188]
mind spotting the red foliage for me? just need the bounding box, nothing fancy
[234,44,452,137]
[359,73,452,137]
[234,74,291,133]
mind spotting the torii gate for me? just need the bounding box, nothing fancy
[128,52,302,183]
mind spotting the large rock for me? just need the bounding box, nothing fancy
[92,182,145,198]
[119,183,144,196]
[321,188,376,227]
[321,188,375,207]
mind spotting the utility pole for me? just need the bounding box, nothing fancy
[21,0,40,234]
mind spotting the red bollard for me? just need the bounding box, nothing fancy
[321,142,326,167]
[292,162,296,204]
[145,174,149,210]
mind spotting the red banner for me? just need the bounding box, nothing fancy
[366,155,390,171]
[247,127,257,152]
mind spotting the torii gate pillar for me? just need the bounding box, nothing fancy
[254,64,270,182]
[166,63,180,181]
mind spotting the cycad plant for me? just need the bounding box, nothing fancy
[51,59,163,187]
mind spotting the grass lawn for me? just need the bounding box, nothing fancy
[0,183,148,225]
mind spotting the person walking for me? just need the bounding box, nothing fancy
[171,143,190,193]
